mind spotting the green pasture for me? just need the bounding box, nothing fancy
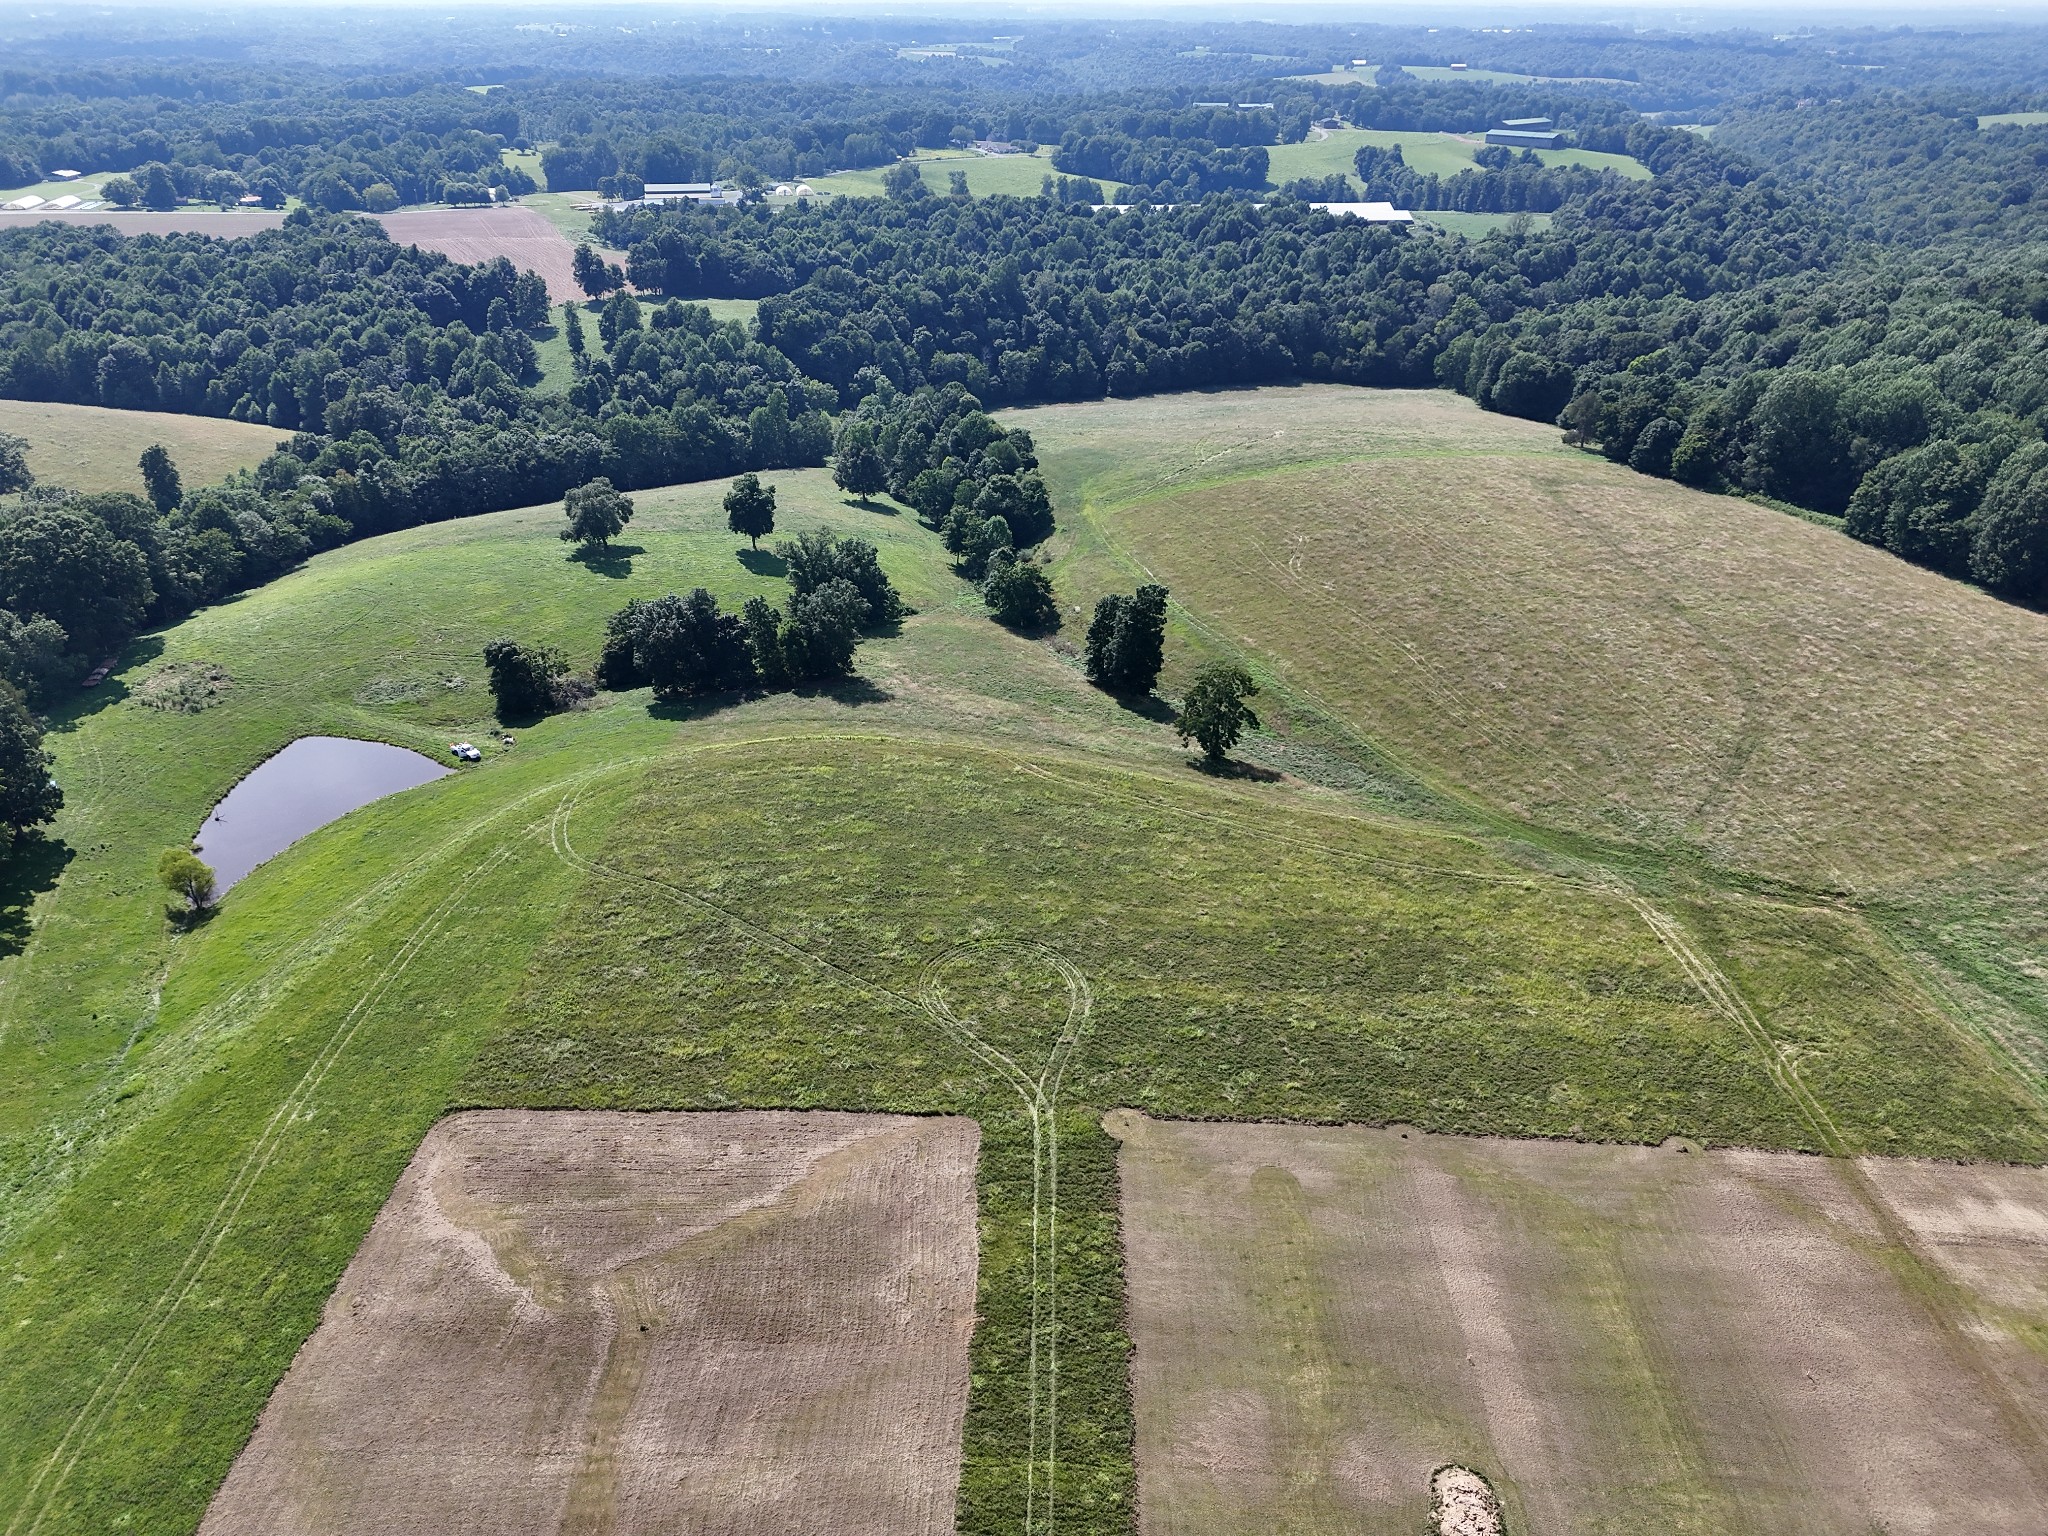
[1980,111,2048,128]
[1419,210,1555,237]
[0,400,281,499]
[808,147,1122,201]
[1266,130,1648,194]
[1,387,2043,1535]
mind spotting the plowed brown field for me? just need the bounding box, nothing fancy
[373,206,588,300]
[1112,1111,2048,1536]
[199,1110,980,1536]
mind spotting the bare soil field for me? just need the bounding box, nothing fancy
[200,1110,980,1536]
[1112,1111,2048,1536]
[6,209,286,237]
[1025,388,2048,890]
[374,206,589,301]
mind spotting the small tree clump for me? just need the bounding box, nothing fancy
[0,431,32,495]
[777,528,904,625]
[1174,662,1261,766]
[983,552,1059,631]
[725,472,777,549]
[1084,583,1169,694]
[158,846,217,913]
[483,638,571,720]
[140,443,182,514]
[561,476,635,551]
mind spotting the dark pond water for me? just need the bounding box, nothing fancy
[196,736,453,890]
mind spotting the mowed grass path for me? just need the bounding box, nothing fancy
[0,401,281,498]
[2,386,2044,1535]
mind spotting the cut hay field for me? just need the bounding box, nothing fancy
[2,385,2045,1536]
[1114,1113,2048,1535]
[1025,387,2048,894]
[202,1110,979,1536]
[373,205,585,302]
[0,399,281,495]
[7,209,287,237]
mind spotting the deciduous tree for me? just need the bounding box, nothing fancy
[725,472,777,548]
[1174,662,1261,765]
[561,476,635,550]
[157,846,216,912]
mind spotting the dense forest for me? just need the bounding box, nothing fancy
[2,7,2048,842]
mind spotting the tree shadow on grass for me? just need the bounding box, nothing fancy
[736,547,788,578]
[1109,690,1177,725]
[1188,755,1283,783]
[805,675,893,707]
[0,833,74,962]
[45,634,166,730]
[845,495,899,516]
[566,543,644,579]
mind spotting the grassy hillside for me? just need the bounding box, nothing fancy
[1265,129,1650,193]
[0,400,281,496]
[1,386,2042,1534]
[808,147,1123,200]
[1026,388,2048,894]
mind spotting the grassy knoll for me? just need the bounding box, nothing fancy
[2,384,2044,1535]
[1979,111,2048,128]
[0,400,280,497]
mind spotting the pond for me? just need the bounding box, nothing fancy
[196,736,454,891]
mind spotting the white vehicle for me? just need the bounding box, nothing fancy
[450,742,483,762]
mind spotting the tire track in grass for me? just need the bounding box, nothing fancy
[548,785,1093,1533]
[0,758,646,1251]
[6,844,513,1536]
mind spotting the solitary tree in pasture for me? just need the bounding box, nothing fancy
[726,473,777,548]
[157,846,217,913]
[1174,662,1260,766]
[561,477,635,551]
[563,302,586,357]
[140,444,182,514]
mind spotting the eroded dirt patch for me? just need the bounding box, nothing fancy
[200,1110,980,1536]
[1114,1113,2048,1536]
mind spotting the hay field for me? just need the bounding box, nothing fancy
[810,148,1123,200]
[1114,1112,2048,1536]
[201,1110,978,1536]
[0,399,281,494]
[8,209,286,237]
[374,205,586,301]
[1025,387,2048,891]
